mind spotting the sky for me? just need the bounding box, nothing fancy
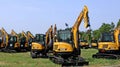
[0,0,120,35]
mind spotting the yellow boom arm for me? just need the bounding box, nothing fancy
[21,31,28,42]
[45,25,53,45]
[26,31,34,39]
[1,27,9,46]
[71,5,90,49]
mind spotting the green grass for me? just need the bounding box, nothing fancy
[0,52,60,67]
[0,49,120,67]
[81,49,120,67]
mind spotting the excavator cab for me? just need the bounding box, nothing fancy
[57,29,72,43]
[99,33,114,42]
[28,38,33,46]
[7,35,17,49]
[34,34,45,45]
[31,34,46,58]
[19,37,27,49]
[53,29,74,54]
[19,31,29,51]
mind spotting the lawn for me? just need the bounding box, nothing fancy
[0,49,120,67]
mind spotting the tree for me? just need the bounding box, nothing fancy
[99,23,112,33]
[116,19,120,28]
[93,30,100,40]
[111,22,115,30]
[79,31,86,40]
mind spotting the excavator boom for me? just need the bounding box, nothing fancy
[26,31,34,39]
[45,25,53,46]
[72,5,90,52]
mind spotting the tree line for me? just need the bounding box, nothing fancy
[79,19,120,41]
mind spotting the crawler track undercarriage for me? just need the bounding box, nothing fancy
[49,54,88,66]
[92,53,120,59]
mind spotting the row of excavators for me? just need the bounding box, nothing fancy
[0,28,35,52]
[30,5,120,66]
[1,5,120,66]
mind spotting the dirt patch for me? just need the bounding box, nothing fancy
[0,61,7,65]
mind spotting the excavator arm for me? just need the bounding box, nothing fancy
[1,27,9,46]
[114,28,120,48]
[45,25,53,45]
[1,27,8,35]
[71,5,90,49]
[11,29,17,35]
[53,24,57,42]
[26,31,34,39]
[21,31,28,42]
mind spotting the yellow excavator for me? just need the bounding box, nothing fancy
[30,25,54,58]
[10,29,21,51]
[19,31,29,51]
[91,40,98,48]
[92,27,120,59]
[49,5,90,66]
[30,33,46,58]
[80,40,88,48]
[80,39,98,49]
[1,28,20,52]
[26,31,34,50]
[0,29,5,51]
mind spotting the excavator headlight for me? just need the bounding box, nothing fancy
[10,44,13,47]
[21,44,23,47]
